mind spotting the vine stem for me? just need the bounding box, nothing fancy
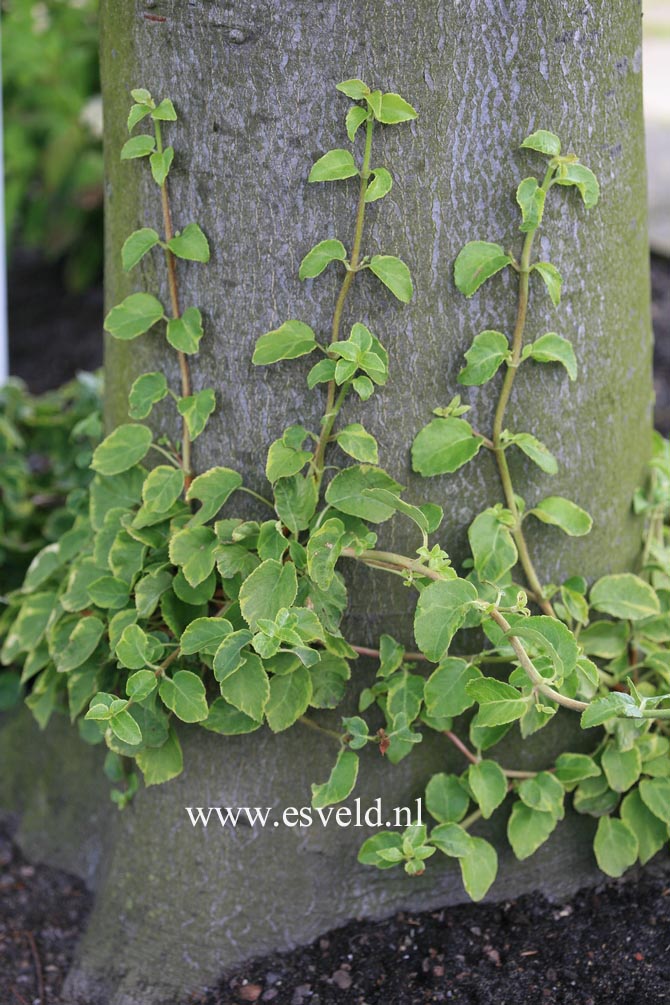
[312,117,375,490]
[444,729,540,779]
[154,119,193,486]
[491,167,555,617]
[298,715,343,742]
[350,644,429,663]
[340,546,595,717]
[489,608,587,712]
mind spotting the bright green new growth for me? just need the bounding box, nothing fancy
[2,96,670,901]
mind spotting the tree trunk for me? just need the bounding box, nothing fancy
[15,1,656,1002]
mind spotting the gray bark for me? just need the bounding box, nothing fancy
[12,1,657,1001]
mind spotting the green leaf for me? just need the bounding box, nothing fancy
[136,727,183,786]
[459,837,498,901]
[579,621,629,660]
[468,760,508,819]
[458,330,509,386]
[311,748,359,808]
[411,417,483,477]
[529,497,592,537]
[352,375,374,400]
[126,669,157,702]
[127,102,151,131]
[601,744,642,793]
[87,576,130,610]
[130,88,153,104]
[469,507,518,582]
[120,134,156,159]
[554,163,600,209]
[516,177,546,232]
[325,466,402,523]
[142,465,185,512]
[167,223,210,262]
[639,778,670,825]
[177,388,216,441]
[517,772,565,818]
[212,630,253,682]
[253,320,318,365]
[166,307,204,354]
[424,658,481,718]
[149,147,174,185]
[116,624,152,670]
[523,332,577,380]
[186,467,242,524]
[306,518,345,591]
[169,526,218,586]
[274,474,318,533]
[122,228,160,271]
[553,753,601,787]
[299,239,347,279]
[91,424,152,475]
[507,614,579,680]
[265,665,312,731]
[345,105,369,142]
[594,817,638,877]
[414,579,478,662]
[532,262,562,306]
[110,708,142,746]
[104,292,164,340]
[590,574,660,621]
[620,789,668,865]
[357,831,403,870]
[239,560,298,631]
[159,670,209,723]
[128,371,168,419]
[202,698,261,735]
[219,652,270,721]
[581,693,640,729]
[365,167,393,203]
[365,90,382,118]
[22,544,62,592]
[520,129,561,157]
[57,617,105,674]
[503,432,558,475]
[454,241,512,298]
[308,149,358,182]
[378,92,418,124]
[507,802,558,860]
[430,822,473,858]
[368,255,413,303]
[335,423,379,464]
[337,78,370,100]
[180,617,233,656]
[152,98,177,121]
[266,438,311,482]
[310,654,350,709]
[425,773,470,824]
[467,678,528,727]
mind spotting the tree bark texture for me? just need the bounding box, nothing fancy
[24,1,654,1001]
[103,0,652,645]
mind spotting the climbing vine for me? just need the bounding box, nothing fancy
[2,84,670,894]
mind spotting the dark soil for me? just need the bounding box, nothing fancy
[2,254,670,1004]
[192,867,670,1005]
[0,820,92,1005]
[8,251,104,393]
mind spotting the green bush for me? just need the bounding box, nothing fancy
[2,0,102,288]
[0,373,102,706]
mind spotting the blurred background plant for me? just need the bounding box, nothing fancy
[2,0,102,291]
[0,371,102,708]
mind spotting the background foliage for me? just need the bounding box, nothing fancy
[2,0,102,288]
